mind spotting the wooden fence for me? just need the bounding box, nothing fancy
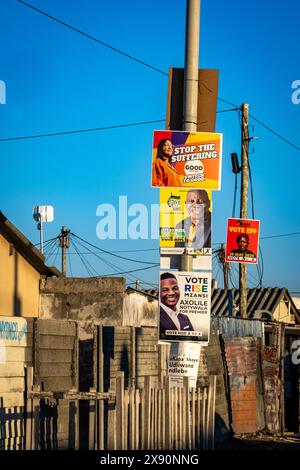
[23,369,216,450]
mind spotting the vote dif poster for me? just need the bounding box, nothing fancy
[151,130,223,190]
[160,188,212,257]
[225,218,260,264]
[159,271,211,343]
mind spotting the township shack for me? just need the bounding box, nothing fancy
[0,212,299,449]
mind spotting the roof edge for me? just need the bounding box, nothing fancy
[0,211,62,277]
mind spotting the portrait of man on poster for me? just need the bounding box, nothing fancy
[174,189,211,250]
[159,272,194,341]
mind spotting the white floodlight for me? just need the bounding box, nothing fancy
[33,205,54,254]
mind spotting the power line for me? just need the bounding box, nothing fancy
[16,2,300,155]
[17,0,168,77]
[260,231,300,240]
[213,231,300,245]
[249,114,300,152]
[0,119,165,142]
[0,108,232,142]
[72,235,159,279]
[70,238,96,277]
[34,236,58,247]
[71,233,158,265]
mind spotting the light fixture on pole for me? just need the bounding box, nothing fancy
[33,205,54,254]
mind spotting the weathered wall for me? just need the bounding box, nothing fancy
[224,337,265,434]
[123,290,158,327]
[0,316,32,449]
[101,326,160,390]
[39,277,125,339]
[0,234,40,317]
[0,317,78,450]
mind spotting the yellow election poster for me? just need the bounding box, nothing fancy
[160,188,212,257]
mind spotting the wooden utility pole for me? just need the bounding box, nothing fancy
[239,103,249,318]
[218,243,229,290]
[59,226,70,277]
[180,0,201,271]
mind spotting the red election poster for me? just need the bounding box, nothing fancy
[225,218,260,264]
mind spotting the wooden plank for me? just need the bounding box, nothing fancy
[144,376,151,450]
[39,363,72,377]
[183,377,190,450]
[153,388,157,450]
[0,363,25,378]
[98,325,104,451]
[39,336,75,350]
[191,388,196,449]
[130,327,136,388]
[182,384,187,450]
[157,389,162,450]
[162,388,166,449]
[135,389,140,450]
[174,387,178,449]
[115,372,125,450]
[164,377,171,450]
[38,320,76,336]
[210,377,216,450]
[179,388,183,450]
[74,400,79,450]
[140,387,145,449]
[124,389,129,450]
[88,388,96,450]
[202,388,207,450]
[32,390,40,450]
[196,388,201,450]
[129,388,135,450]
[39,349,73,363]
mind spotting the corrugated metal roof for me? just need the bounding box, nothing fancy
[142,286,300,323]
[211,287,299,322]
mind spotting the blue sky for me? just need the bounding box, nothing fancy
[0,0,299,291]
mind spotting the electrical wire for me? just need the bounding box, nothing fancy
[260,231,300,240]
[213,231,300,245]
[249,113,300,152]
[72,238,102,277]
[43,238,58,258]
[71,233,158,265]
[17,0,168,77]
[14,2,300,154]
[33,236,58,247]
[70,238,95,277]
[72,235,159,279]
[52,244,60,268]
[0,119,165,142]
